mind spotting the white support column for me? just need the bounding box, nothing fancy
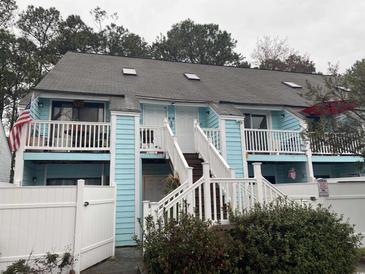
[305,139,315,183]
[219,118,227,160]
[73,179,85,274]
[134,116,141,238]
[202,162,212,221]
[109,114,117,186]
[240,120,249,178]
[14,124,28,186]
[253,162,264,204]
[300,120,315,183]
[150,202,159,224]
[193,119,199,153]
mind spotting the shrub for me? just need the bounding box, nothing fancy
[228,200,362,274]
[136,214,229,274]
[163,175,180,194]
[4,251,74,274]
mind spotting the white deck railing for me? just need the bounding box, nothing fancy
[309,132,362,155]
[140,125,164,152]
[195,121,234,178]
[243,128,305,154]
[202,128,221,152]
[25,120,111,151]
[143,162,287,227]
[163,120,193,185]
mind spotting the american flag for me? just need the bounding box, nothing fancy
[9,101,33,152]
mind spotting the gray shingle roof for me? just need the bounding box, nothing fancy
[35,52,325,108]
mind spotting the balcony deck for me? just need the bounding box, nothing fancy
[25,120,111,152]
[243,128,305,155]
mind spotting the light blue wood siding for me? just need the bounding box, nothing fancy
[114,116,136,246]
[207,107,219,128]
[38,98,51,120]
[24,152,110,161]
[28,96,49,120]
[225,120,244,177]
[271,111,301,131]
[198,107,208,127]
[198,107,219,128]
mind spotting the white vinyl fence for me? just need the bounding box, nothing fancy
[0,180,115,273]
[276,180,365,246]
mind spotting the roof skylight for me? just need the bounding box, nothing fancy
[282,81,302,88]
[337,86,351,92]
[184,73,200,80]
[122,68,137,76]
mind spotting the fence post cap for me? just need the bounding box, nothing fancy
[77,179,85,186]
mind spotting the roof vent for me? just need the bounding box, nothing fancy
[122,68,137,76]
[184,73,200,80]
[282,81,302,88]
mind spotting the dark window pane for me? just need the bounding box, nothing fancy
[244,113,251,128]
[251,115,267,129]
[52,102,73,121]
[51,101,105,122]
[46,177,102,185]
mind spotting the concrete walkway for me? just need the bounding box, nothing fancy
[81,247,143,274]
[82,247,365,274]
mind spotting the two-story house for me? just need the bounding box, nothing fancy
[14,52,363,246]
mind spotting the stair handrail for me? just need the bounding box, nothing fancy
[158,177,205,217]
[157,179,190,210]
[252,163,287,204]
[261,177,287,200]
[163,119,193,185]
[194,120,234,178]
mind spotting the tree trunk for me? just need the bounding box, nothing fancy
[9,96,18,184]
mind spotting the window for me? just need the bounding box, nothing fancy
[282,81,302,88]
[52,101,105,122]
[47,178,103,186]
[122,68,137,75]
[184,73,200,80]
[244,114,268,129]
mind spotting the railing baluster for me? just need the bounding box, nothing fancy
[92,125,94,148]
[199,185,203,220]
[60,123,64,148]
[65,124,69,148]
[56,123,60,147]
[212,182,217,221]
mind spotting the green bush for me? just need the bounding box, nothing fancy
[136,214,229,274]
[163,175,180,194]
[138,201,361,274]
[228,200,362,274]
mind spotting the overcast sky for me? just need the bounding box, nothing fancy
[16,0,365,73]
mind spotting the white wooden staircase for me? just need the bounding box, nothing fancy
[142,120,287,226]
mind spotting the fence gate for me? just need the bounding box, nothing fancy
[0,180,116,273]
